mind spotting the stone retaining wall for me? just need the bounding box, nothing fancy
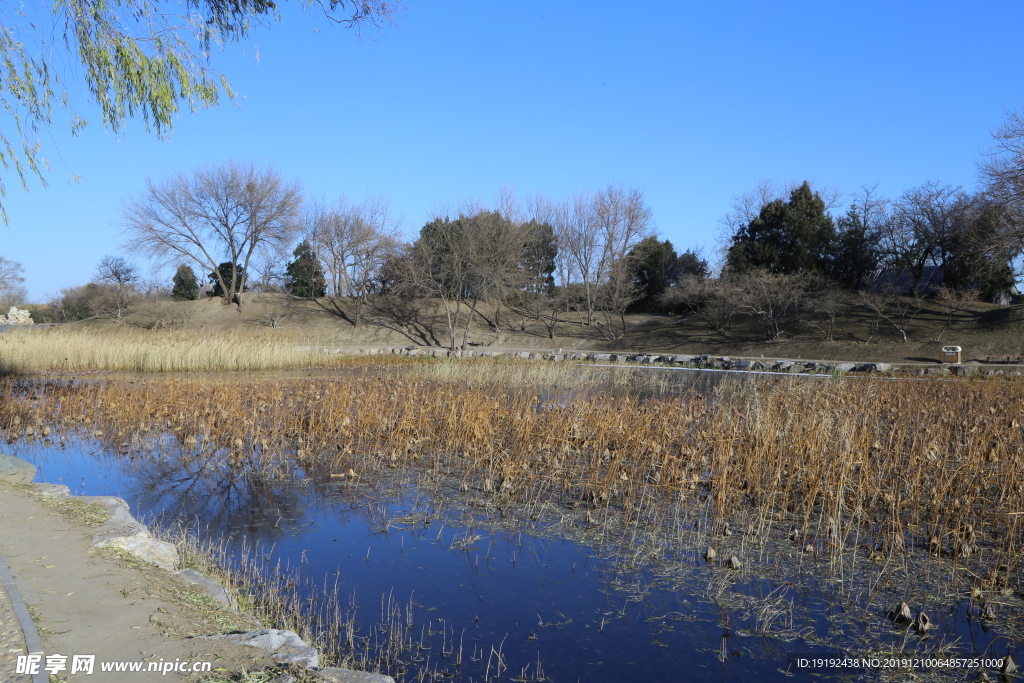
[321,345,1020,377]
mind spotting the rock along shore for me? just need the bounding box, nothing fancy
[319,345,1019,377]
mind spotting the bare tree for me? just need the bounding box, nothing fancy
[501,216,560,338]
[858,286,923,343]
[660,274,738,334]
[594,257,638,340]
[95,255,139,288]
[307,194,401,326]
[94,255,141,322]
[805,288,846,341]
[0,256,26,309]
[122,161,303,310]
[553,185,653,326]
[981,110,1024,245]
[412,215,476,351]
[0,255,24,290]
[553,193,600,325]
[375,246,438,345]
[733,270,806,341]
[933,285,978,341]
[874,181,969,292]
[248,260,286,293]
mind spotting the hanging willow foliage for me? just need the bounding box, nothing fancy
[0,0,399,220]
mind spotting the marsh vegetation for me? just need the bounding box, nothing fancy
[3,358,1023,680]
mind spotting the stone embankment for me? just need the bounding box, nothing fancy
[0,455,393,683]
[325,345,1021,377]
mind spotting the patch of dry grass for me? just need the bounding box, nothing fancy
[36,495,110,526]
[0,326,357,373]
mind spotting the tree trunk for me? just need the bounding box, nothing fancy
[461,297,480,349]
[444,298,460,352]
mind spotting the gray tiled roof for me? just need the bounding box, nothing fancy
[858,266,946,295]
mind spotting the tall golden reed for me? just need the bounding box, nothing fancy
[3,364,1022,572]
[0,326,355,373]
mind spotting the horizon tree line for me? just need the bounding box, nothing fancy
[26,108,1024,343]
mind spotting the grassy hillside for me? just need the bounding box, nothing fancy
[127,293,1024,363]
[12,292,1024,367]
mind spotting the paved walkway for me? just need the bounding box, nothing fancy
[0,569,30,683]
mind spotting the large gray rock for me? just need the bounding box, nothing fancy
[833,362,856,373]
[859,362,891,373]
[172,568,234,608]
[315,668,396,683]
[35,483,70,496]
[0,454,35,484]
[0,306,34,325]
[81,495,179,570]
[202,629,319,668]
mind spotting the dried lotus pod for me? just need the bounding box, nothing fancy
[913,611,934,632]
[729,555,742,570]
[704,546,716,561]
[957,540,977,557]
[888,601,913,623]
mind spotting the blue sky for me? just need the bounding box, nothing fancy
[3,1,1024,301]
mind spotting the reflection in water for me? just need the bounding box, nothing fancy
[9,432,1021,683]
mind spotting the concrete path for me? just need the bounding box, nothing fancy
[0,485,276,681]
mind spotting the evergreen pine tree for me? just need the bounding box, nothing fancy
[830,209,879,287]
[726,182,837,275]
[171,264,200,301]
[284,241,327,298]
[209,262,245,298]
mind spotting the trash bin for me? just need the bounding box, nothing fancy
[941,346,962,364]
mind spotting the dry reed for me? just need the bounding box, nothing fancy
[3,365,1023,578]
[0,326,360,373]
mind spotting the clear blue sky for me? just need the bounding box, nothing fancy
[3,0,1024,301]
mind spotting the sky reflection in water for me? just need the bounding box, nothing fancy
[9,426,1016,683]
